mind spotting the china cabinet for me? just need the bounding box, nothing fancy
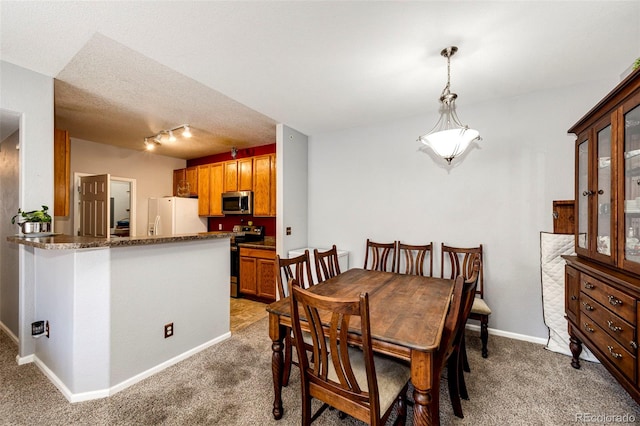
[564,68,640,404]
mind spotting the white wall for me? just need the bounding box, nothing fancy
[56,138,186,236]
[0,60,54,359]
[307,78,617,339]
[276,124,309,257]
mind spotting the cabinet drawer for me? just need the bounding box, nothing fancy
[580,274,636,324]
[581,312,636,380]
[580,293,636,352]
[239,247,275,260]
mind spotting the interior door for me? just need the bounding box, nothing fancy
[79,174,110,237]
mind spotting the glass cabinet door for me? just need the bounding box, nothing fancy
[624,104,640,264]
[577,139,589,251]
[595,125,612,258]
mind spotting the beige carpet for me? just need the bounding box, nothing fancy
[1,319,639,425]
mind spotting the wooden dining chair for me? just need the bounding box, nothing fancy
[395,242,433,276]
[314,245,341,283]
[275,251,314,387]
[441,243,491,359]
[288,279,410,425]
[363,239,396,272]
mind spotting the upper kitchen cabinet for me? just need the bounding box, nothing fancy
[569,68,640,272]
[224,158,253,192]
[54,129,70,216]
[197,163,224,216]
[253,154,276,217]
[173,166,198,197]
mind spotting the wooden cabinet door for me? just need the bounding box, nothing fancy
[224,160,238,192]
[209,163,224,216]
[257,258,276,300]
[253,154,276,217]
[173,168,186,196]
[197,165,210,216]
[239,256,257,295]
[54,129,70,216]
[238,158,253,191]
[565,265,580,324]
[186,166,198,197]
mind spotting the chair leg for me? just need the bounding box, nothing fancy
[447,352,464,418]
[461,333,470,373]
[480,316,489,358]
[282,335,293,387]
[394,390,407,425]
[458,350,469,400]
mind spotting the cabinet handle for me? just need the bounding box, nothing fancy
[582,302,594,311]
[607,320,622,333]
[571,295,577,300]
[597,189,604,195]
[583,322,594,333]
[631,341,638,350]
[607,345,623,359]
[607,295,622,306]
[583,281,594,289]
[582,190,594,196]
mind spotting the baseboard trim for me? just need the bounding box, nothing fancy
[465,323,547,345]
[0,321,19,345]
[33,331,232,403]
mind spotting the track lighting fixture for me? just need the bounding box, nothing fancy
[143,124,192,150]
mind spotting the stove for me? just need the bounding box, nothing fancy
[230,225,265,297]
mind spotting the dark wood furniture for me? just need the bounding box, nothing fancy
[314,245,342,283]
[267,268,455,426]
[275,250,314,387]
[396,242,433,276]
[289,281,410,425]
[363,239,396,272]
[441,244,490,358]
[564,68,640,404]
[553,200,575,234]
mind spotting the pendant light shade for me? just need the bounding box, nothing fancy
[418,46,481,164]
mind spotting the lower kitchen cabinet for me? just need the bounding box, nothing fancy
[239,247,276,302]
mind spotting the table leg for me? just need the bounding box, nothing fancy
[269,313,286,420]
[411,350,439,426]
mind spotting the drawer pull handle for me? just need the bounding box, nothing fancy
[631,341,638,350]
[607,345,623,359]
[583,282,594,289]
[582,302,594,311]
[607,321,622,333]
[571,295,577,301]
[583,323,594,333]
[607,295,622,306]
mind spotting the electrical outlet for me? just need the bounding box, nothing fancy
[164,323,173,338]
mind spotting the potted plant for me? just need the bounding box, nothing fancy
[11,205,52,234]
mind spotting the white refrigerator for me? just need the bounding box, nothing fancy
[148,197,207,236]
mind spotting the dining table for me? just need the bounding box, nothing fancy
[266,268,455,426]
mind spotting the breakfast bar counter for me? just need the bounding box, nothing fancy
[8,232,234,402]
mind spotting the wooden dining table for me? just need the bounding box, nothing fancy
[266,268,455,426]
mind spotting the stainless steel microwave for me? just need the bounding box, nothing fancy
[222,191,253,215]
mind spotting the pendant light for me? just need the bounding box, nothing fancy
[418,46,481,164]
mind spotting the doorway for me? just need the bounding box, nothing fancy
[73,172,137,237]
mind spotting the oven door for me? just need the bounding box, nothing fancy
[230,245,240,298]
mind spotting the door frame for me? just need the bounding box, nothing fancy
[73,172,137,236]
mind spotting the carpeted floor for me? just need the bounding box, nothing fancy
[1,318,639,425]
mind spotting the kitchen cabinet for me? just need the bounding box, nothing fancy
[173,166,198,197]
[197,163,223,216]
[223,158,253,192]
[54,128,70,216]
[253,154,276,217]
[565,68,640,404]
[239,246,276,302]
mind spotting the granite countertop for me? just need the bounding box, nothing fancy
[7,231,236,250]
[238,238,276,250]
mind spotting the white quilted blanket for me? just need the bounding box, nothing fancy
[540,232,598,362]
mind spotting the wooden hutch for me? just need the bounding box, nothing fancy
[564,67,640,403]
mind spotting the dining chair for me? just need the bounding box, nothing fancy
[314,245,341,283]
[441,243,491,359]
[395,242,433,276]
[288,279,410,425]
[275,251,314,387]
[363,239,396,272]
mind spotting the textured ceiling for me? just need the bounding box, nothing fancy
[1,1,639,160]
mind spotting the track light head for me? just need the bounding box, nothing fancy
[182,125,192,138]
